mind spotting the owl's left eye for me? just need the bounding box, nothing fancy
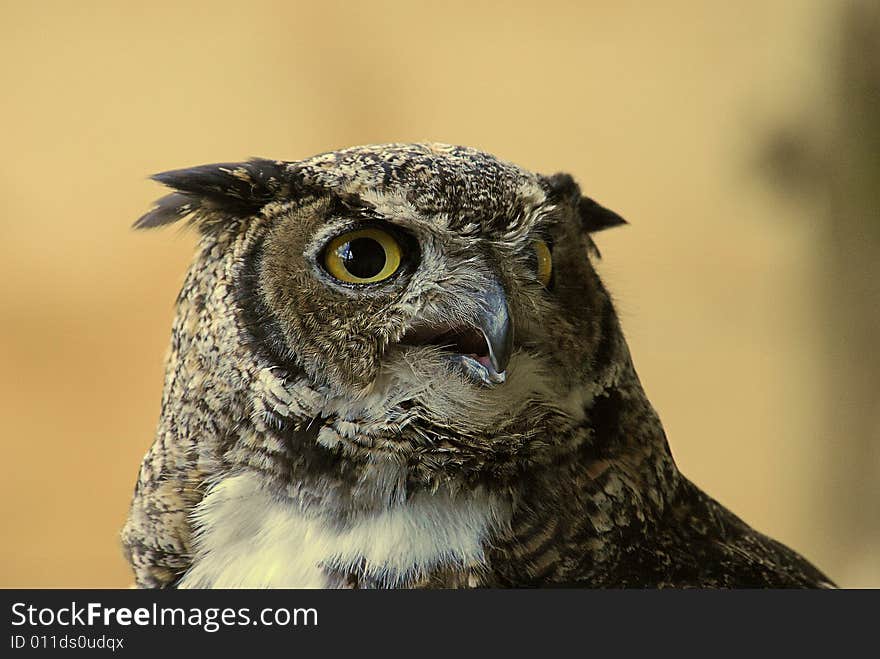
[322,227,403,285]
[534,239,553,288]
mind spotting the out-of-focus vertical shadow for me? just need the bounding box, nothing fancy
[761,0,880,587]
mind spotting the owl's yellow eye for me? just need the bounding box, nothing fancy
[534,239,553,287]
[323,227,403,284]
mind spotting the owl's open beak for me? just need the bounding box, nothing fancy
[398,277,513,387]
[475,277,513,376]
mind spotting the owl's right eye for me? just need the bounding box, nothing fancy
[322,227,404,285]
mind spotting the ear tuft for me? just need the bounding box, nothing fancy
[577,197,627,233]
[134,159,289,230]
[134,192,197,229]
[541,173,627,234]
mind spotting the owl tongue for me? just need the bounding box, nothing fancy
[475,355,494,370]
[400,324,490,361]
[398,323,506,386]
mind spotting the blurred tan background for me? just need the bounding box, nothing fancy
[1,0,877,587]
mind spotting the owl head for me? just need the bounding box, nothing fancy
[139,143,628,491]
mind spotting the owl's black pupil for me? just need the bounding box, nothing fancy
[338,237,387,279]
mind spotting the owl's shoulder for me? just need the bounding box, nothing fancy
[609,479,835,588]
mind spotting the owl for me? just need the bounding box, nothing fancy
[122,143,833,588]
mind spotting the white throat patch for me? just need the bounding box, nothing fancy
[178,471,509,588]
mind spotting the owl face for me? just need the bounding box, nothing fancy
[139,143,625,481]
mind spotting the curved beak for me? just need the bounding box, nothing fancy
[475,277,513,375]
